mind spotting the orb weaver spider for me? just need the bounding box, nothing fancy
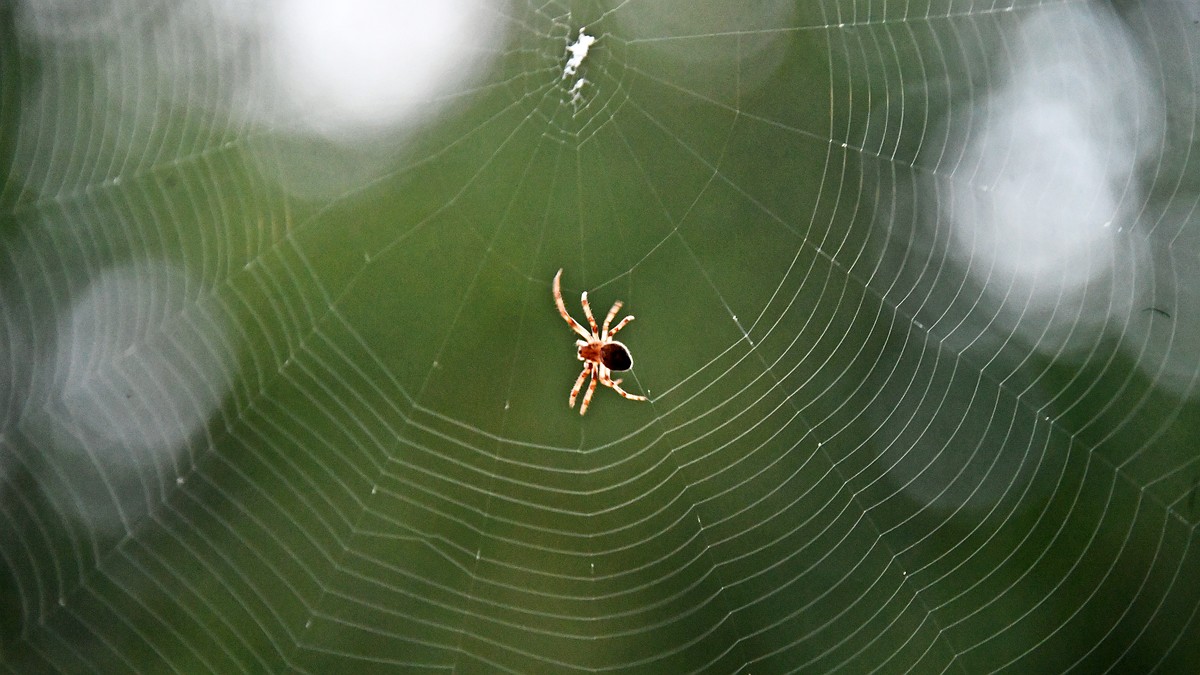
[552,269,647,415]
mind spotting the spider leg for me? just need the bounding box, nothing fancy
[581,291,599,334]
[609,378,648,402]
[601,300,623,337]
[554,269,592,340]
[607,315,635,338]
[569,363,591,409]
[599,367,648,402]
[579,365,599,415]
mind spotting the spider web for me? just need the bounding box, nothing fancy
[3,0,1200,671]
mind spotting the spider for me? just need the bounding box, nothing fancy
[553,268,648,415]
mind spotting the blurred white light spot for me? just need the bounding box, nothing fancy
[12,0,511,201]
[268,0,506,139]
[935,4,1161,357]
[27,261,236,534]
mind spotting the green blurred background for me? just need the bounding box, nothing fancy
[2,0,1199,672]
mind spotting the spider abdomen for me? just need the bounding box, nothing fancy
[600,342,633,371]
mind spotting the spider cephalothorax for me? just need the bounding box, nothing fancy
[553,269,648,415]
